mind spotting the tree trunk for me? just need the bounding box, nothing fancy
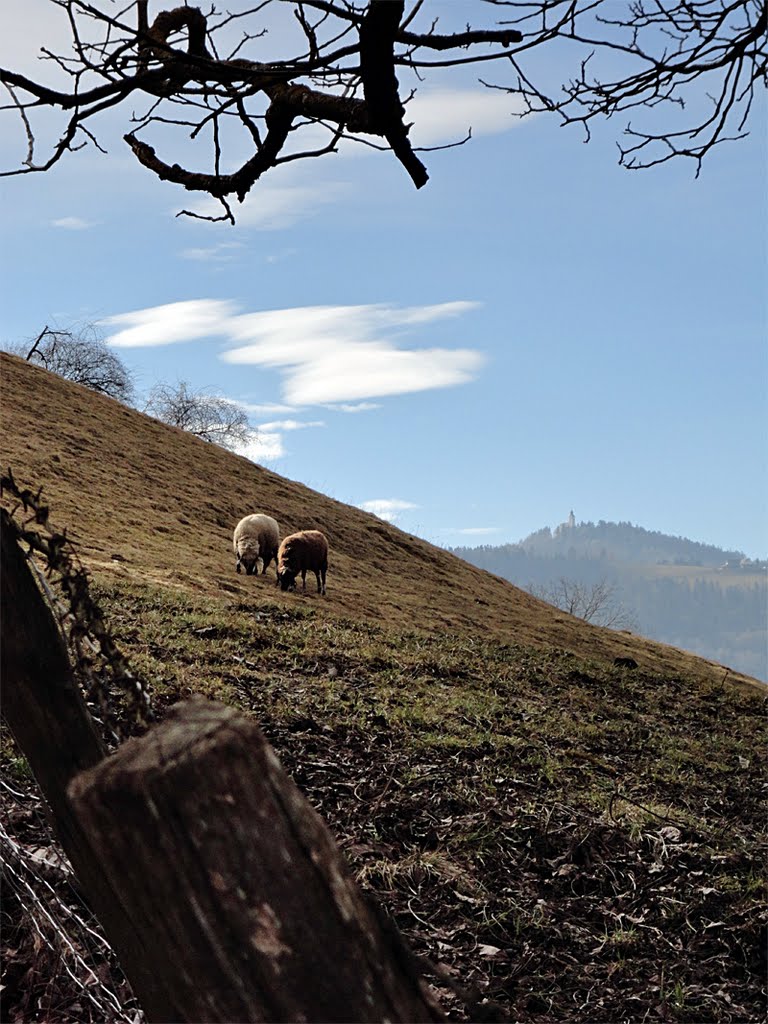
[68,697,443,1023]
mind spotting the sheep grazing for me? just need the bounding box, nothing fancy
[233,514,280,576]
[277,530,328,595]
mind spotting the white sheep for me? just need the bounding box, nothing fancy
[276,530,328,594]
[233,514,280,576]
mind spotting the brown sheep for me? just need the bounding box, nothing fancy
[276,530,328,595]
[233,514,280,576]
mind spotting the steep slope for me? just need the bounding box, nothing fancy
[0,351,759,689]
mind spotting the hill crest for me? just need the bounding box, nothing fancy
[456,518,764,568]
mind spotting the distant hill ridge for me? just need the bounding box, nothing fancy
[474,518,758,567]
[451,519,767,682]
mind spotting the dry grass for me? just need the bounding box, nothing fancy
[0,352,759,690]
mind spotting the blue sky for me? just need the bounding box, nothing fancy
[2,2,766,557]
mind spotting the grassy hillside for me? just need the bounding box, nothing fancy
[1,351,766,1023]
[0,352,759,688]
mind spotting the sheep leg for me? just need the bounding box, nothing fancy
[301,569,307,591]
[320,563,327,595]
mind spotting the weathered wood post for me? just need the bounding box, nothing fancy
[0,508,160,1001]
[0,508,107,818]
[68,698,443,1023]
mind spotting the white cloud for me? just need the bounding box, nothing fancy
[258,419,325,431]
[102,299,237,348]
[238,401,297,416]
[1,2,71,79]
[183,179,346,231]
[235,431,285,463]
[51,216,96,230]
[297,88,526,162]
[359,499,419,523]
[181,242,245,262]
[221,301,484,405]
[407,88,528,148]
[101,298,484,406]
[327,402,382,413]
[279,343,482,405]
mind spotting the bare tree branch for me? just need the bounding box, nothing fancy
[0,0,763,213]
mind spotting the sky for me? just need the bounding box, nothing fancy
[1,2,766,558]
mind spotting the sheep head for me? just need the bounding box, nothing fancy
[277,568,297,592]
[236,540,260,576]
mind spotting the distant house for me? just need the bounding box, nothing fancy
[718,559,768,572]
[739,558,768,572]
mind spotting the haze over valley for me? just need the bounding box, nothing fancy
[452,515,768,682]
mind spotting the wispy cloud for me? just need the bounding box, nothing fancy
[327,401,382,413]
[51,216,96,230]
[102,298,484,406]
[103,299,237,347]
[359,499,419,523]
[222,301,484,405]
[299,88,526,159]
[406,88,528,148]
[181,242,245,262]
[235,431,285,463]
[258,419,325,431]
[183,178,346,231]
[238,401,297,416]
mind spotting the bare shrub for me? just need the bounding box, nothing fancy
[7,324,135,404]
[144,380,253,453]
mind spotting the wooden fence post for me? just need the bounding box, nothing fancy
[0,508,106,817]
[0,508,161,1002]
[68,698,443,1023]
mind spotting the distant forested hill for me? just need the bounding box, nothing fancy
[504,519,746,566]
[451,520,767,682]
